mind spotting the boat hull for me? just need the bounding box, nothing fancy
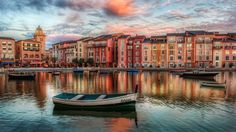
[53,93,137,111]
[53,101,136,111]
[8,74,35,80]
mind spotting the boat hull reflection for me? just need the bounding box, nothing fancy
[53,107,137,119]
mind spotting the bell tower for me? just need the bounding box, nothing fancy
[34,25,46,54]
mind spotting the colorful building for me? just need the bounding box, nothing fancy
[15,26,46,67]
[117,35,130,68]
[76,37,93,61]
[127,36,146,68]
[0,37,15,66]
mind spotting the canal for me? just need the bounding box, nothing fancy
[0,72,236,132]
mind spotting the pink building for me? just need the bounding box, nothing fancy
[117,35,130,68]
[127,36,146,68]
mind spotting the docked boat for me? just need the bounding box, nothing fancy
[73,68,84,73]
[99,70,113,74]
[8,72,36,80]
[170,70,186,75]
[180,71,219,79]
[200,81,226,88]
[53,92,138,111]
[52,71,61,75]
[127,69,139,73]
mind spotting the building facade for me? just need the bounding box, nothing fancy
[0,37,15,66]
[117,35,130,68]
[15,26,46,67]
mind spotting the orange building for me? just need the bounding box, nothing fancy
[15,26,46,67]
[0,37,15,66]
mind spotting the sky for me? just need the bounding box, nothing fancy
[0,0,236,49]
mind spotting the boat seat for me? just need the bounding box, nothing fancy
[70,95,84,101]
[96,95,106,100]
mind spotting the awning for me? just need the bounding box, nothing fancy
[0,62,15,65]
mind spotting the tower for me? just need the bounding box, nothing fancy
[34,26,46,54]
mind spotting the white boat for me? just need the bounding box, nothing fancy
[53,92,137,111]
[200,81,226,88]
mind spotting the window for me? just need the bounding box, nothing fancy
[206,56,209,60]
[162,51,165,54]
[187,56,191,60]
[233,56,236,60]
[170,56,174,60]
[216,56,219,60]
[178,56,182,60]
[226,56,230,60]
[170,51,174,55]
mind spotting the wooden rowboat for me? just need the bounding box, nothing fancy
[53,92,137,111]
[8,72,36,80]
[200,81,226,88]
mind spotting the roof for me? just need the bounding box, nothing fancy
[94,35,113,41]
[0,37,15,41]
[143,38,152,43]
[185,30,214,35]
[213,38,236,42]
[167,33,185,36]
[118,35,130,39]
[17,38,41,43]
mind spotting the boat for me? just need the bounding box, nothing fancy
[53,85,138,111]
[180,71,219,79]
[52,71,61,75]
[200,81,226,88]
[73,68,84,73]
[8,72,36,80]
[99,70,113,74]
[53,92,137,111]
[127,69,139,73]
[170,70,186,75]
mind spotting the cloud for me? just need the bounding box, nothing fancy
[46,34,82,47]
[53,0,103,11]
[103,0,144,17]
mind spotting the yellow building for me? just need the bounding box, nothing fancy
[15,26,46,67]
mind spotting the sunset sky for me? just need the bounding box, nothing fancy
[0,0,235,48]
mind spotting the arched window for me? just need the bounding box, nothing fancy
[24,54,28,58]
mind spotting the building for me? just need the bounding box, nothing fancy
[65,41,77,64]
[127,36,146,68]
[117,35,130,68]
[141,38,152,67]
[15,26,46,67]
[151,36,168,68]
[76,37,93,61]
[0,37,15,66]
[192,31,214,68]
[167,33,186,68]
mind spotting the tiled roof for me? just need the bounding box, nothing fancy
[118,35,130,39]
[167,33,185,36]
[0,37,15,41]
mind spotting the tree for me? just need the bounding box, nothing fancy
[86,58,94,66]
[78,58,84,67]
[72,58,79,64]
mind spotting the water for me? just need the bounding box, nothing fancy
[0,72,236,132]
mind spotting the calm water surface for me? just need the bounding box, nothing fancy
[1,72,236,132]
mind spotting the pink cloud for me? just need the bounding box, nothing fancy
[46,34,82,45]
[104,0,144,17]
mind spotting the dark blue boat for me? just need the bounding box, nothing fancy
[127,69,139,73]
[73,68,84,73]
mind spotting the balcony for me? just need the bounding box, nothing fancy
[213,46,223,49]
[224,46,232,49]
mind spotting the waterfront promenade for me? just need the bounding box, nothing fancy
[4,67,236,72]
